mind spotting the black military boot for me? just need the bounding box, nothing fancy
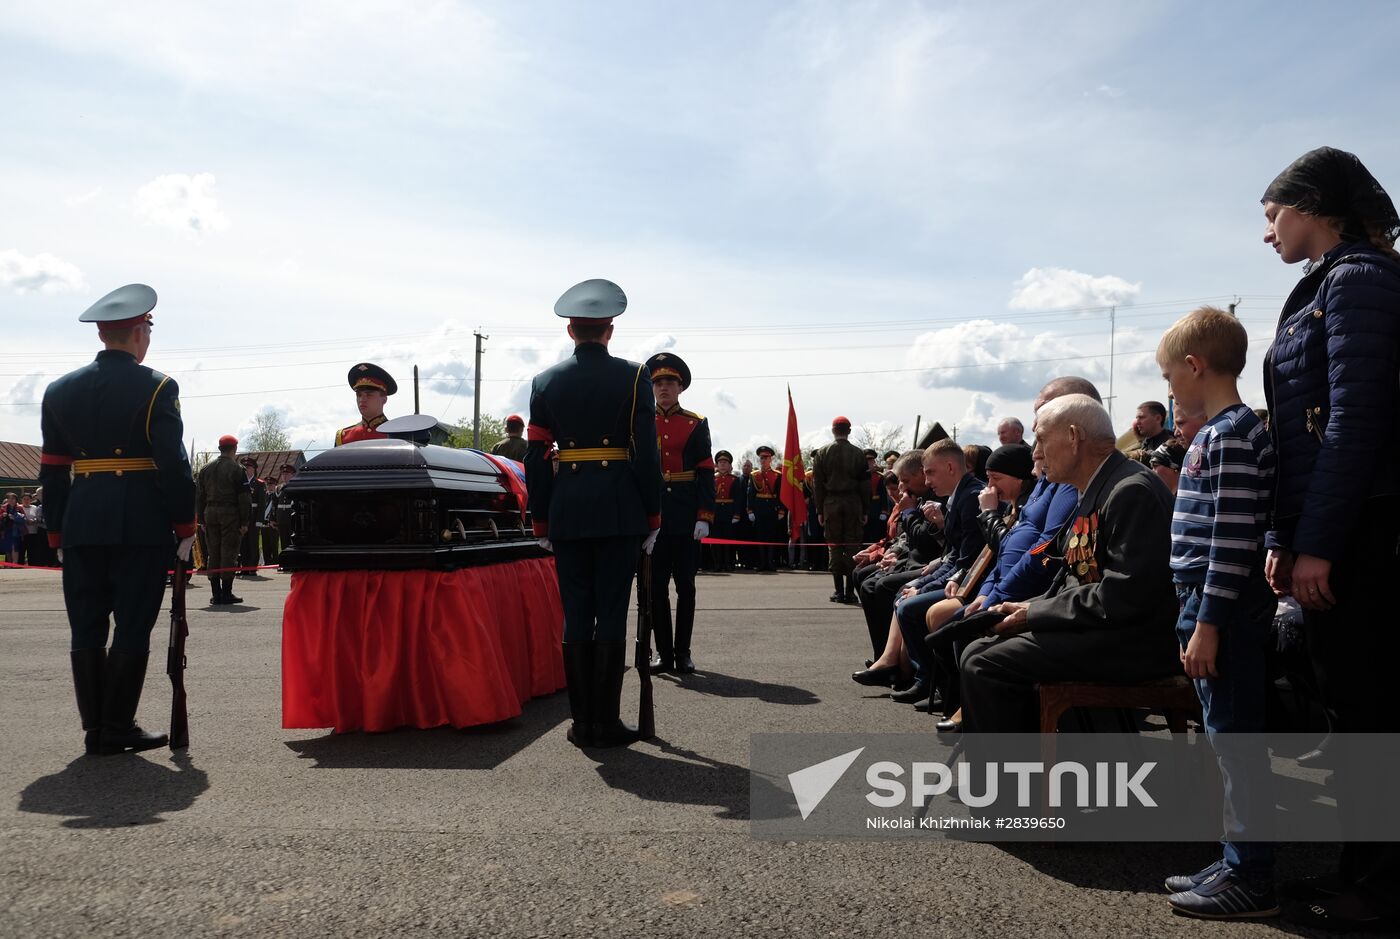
[208,577,227,605]
[591,641,639,747]
[223,576,243,604]
[830,573,846,603]
[98,650,168,755]
[674,602,696,674]
[562,641,593,747]
[70,648,105,755]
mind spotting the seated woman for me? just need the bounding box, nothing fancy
[924,447,1078,731]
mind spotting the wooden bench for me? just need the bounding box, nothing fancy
[1038,675,1202,735]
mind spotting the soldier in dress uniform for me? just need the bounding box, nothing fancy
[39,284,197,755]
[491,414,529,461]
[707,450,741,572]
[862,448,891,547]
[813,416,869,603]
[237,455,267,577]
[747,444,784,572]
[334,363,396,446]
[197,436,252,605]
[644,352,715,674]
[524,279,663,749]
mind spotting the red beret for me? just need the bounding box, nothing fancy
[505,414,524,426]
[832,415,851,426]
[218,435,238,448]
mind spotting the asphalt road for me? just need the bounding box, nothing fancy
[0,566,1359,937]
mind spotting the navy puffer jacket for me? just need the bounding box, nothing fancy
[1264,241,1400,560]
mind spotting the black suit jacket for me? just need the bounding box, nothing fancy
[1026,450,1177,635]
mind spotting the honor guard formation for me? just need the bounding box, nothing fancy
[19,143,1400,931]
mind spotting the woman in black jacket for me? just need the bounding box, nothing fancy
[1260,146,1400,931]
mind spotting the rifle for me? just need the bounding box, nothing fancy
[634,552,655,739]
[167,557,190,749]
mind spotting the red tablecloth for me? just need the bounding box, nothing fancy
[281,558,566,732]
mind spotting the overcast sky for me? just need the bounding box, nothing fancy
[4,1,1398,459]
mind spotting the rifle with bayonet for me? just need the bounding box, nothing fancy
[167,557,189,749]
[635,552,655,739]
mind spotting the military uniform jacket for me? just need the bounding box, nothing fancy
[491,435,528,462]
[335,414,387,446]
[248,475,268,525]
[714,472,743,521]
[39,349,196,547]
[747,468,783,517]
[524,342,663,540]
[812,438,868,506]
[196,456,253,528]
[656,404,715,537]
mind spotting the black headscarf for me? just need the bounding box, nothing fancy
[1262,146,1399,247]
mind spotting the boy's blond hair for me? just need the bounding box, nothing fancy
[1158,306,1249,377]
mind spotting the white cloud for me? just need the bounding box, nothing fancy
[1093,83,1126,98]
[0,249,85,294]
[905,319,1107,399]
[2,372,46,415]
[64,185,103,207]
[134,173,230,235]
[7,1,512,121]
[1009,267,1140,311]
[954,392,1001,444]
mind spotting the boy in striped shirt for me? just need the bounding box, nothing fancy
[1157,306,1279,920]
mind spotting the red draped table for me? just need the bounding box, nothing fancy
[281,557,566,733]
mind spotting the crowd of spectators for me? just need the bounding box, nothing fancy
[838,146,1400,929]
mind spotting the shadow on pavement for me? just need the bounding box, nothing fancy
[284,692,570,770]
[591,736,790,821]
[18,750,209,828]
[661,669,819,706]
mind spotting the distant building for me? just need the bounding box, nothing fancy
[0,441,41,492]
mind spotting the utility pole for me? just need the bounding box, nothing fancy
[912,415,922,447]
[413,365,420,415]
[472,330,488,449]
[1107,305,1117,422]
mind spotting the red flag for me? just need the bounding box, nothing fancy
[780,386,808,540]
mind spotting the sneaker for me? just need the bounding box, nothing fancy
[1164,859,1227,894]
[1168,869,1279,920]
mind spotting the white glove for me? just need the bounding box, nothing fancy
[537,537,553,552]
[747,511,756,522]
[642,529,660,555]
[176,534,196,562]
[693,521,710,541]
[56,547,64,564]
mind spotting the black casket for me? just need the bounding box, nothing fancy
[277,434,545,571]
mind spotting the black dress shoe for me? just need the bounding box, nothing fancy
[852,665,898,687]
[841,595,861,605]
[890,681,929,704]
[829,592,846,603]
[676,653,695,674]
[649,655,674,675]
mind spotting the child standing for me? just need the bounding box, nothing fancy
[1157,306,1279,919]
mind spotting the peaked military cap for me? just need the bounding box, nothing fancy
[79,283,157,327]
[348,362,397,396]
[554,278,627,321]
[715,449,733,462]
[756,444,776,457]
[380,413,438,444]
[863,448,878,458]
[646,351,691,390]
